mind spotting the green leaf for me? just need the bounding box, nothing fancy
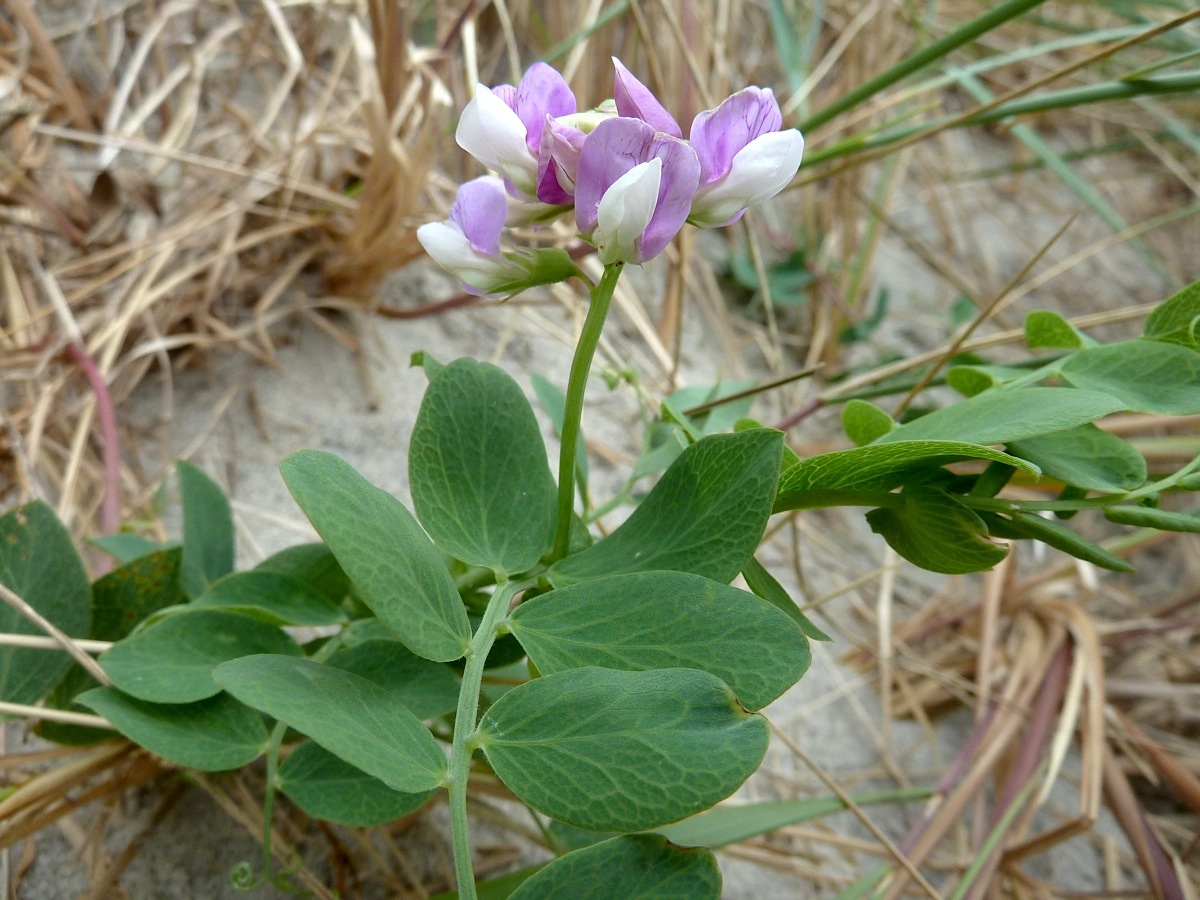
[509,835,720,900]
[214,655,446,793]
[92,548,187,641]
[1143,279,1200,350]
[253,542,350,606]
[946,365,1033,397]
[176,461,235,597]
[655,787,932,848]
[191,571,347,627]
[40,548,187,745]
[876,387,1126,446]
[280,450,470,662]
[509,571,808,711]
[866,488,1008,574]
[326,640,460,720]
[0,501,90,704]
[550,430,783,587]
[775,441,1037,510]
[89,533,164,564]
[409,358,557,575]
[667,381,758,436]
[77,688,268,771]
[741,557,831,642]
[1024,310,1090,349]
[410,350,445,380]
[1059,340,1200,415]
[1103,505,1200,533]
[278,741,433,827]
[99,610,301,703]
[477,667,768,832]
[842,400,894,446]
[1008,425,1146,493]
[1002,511,1134,571]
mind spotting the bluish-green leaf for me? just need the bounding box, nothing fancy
[1143,279,1200,350]
[77,688,268,771]
[1059,340,1200,415]
[176,460,235,597]
[89,533,164,564]
[99,609,301,703]
[326,640,460,720]
[509,572,808,710]
[1025,310,1090,349]
[1004,511,1134,572]
[1103,505,1200,533]
[876,387,1126,446]
[253,542,350,605]
[280,450,469,662]
[278,741,433,827]
[946,365,1033,397]
[409,358,557,575]
[40,548,186,746]
[741,557,831,642]
[775,441,1037,510]
[667,381,757,436]
[509,835,720,900]
[842,400,894,446]
[1008,424,1146,493]
[550,430,783,587]
[655,787,932,848]
[0,501,90,704]
[477,667,768,832]
[214,655,446,793]
[866,488,1008,574]
[191,570,347,627]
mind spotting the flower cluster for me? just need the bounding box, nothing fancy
[419,59,804,293]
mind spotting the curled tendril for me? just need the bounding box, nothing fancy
[228,861,259,892]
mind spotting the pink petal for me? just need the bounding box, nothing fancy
[689,87,783,188]
[612,57,681,138]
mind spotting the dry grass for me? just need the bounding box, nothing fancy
[1,0,1199,896]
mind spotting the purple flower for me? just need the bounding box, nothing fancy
[417,177,527,293]
[688,87,804,227]
[612,58,681,138]
[574,117,700,265]
[418,177,580,294]
[456,63,576,199]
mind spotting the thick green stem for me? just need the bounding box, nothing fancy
[448,580,522,900]
[552,263,623,560]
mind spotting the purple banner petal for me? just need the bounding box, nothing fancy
[690,87,783,188]
[449,176,509,256]
[515,62,576,155]
[612,57,682,138]
[576,117,698,263]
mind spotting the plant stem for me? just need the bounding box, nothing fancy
[448,580,523,900]
[552,263,623,560]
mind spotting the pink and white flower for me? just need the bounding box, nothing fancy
[687,87,804,227]
[574,117,700,265]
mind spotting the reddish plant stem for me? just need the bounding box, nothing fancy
[64,342,121,535]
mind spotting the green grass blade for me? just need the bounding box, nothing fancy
[799,0,1048,132]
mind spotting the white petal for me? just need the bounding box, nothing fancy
[455,85,538,193]
[593,158,661,265]
[690,130,804,226]
[417,221,521,291]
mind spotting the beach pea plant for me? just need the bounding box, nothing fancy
[2,58,1200,898]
